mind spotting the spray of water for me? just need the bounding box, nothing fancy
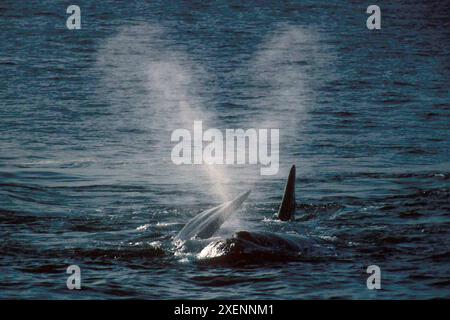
[245,25,330,182]
[95,23,329,207]
[96,24,230,202]
[249,26,326,132]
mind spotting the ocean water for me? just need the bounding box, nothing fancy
[0,0,449,299]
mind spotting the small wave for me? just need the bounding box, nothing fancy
[69,245,166,260]
[156,222,181,228]
[18,158,98,168]
[190,275,272,287]
[136,224,151,231]
[318,235,338,242]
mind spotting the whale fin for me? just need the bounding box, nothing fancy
[176,190,251,241]
[277,165,296,221]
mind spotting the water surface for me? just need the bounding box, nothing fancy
[0,0,449,299]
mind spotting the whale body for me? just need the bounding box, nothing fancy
[197,230,323,261]
[174,164,318,262]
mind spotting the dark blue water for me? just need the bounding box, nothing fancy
[0,0,449,299]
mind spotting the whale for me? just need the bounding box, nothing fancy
[173,164,334,263]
